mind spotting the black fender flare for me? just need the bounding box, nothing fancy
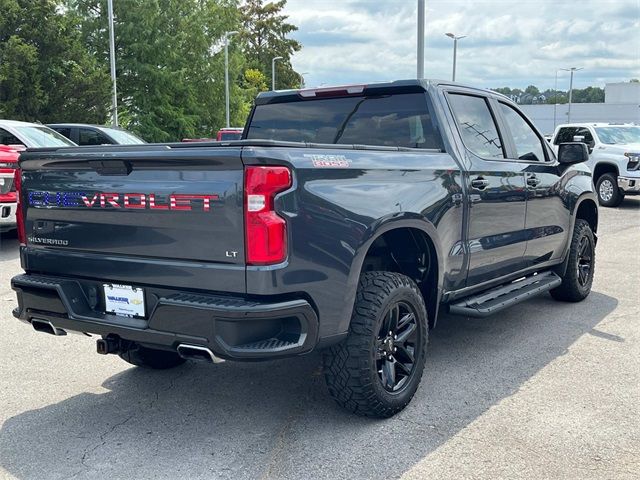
[338,213,445,333]
[556,192,598,277]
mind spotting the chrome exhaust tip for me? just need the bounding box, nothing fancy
[177,344,225,364]
[31,318,67,336]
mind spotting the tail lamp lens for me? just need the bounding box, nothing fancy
[14,168,26,245]
[244,166,291,265]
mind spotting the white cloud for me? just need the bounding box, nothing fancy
[284,0,640,89]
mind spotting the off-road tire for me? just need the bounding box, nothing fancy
[119,344,186,369]
[550,219,595,302]
[596,173,624,207]
[323,271,428,418]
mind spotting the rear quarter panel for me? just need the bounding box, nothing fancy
[243,146,465,338]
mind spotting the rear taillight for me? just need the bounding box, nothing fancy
[14,168,26,245]
[244,166,292,265]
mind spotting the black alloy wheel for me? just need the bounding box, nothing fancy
[375,301,421,393]
[576,236,593,287]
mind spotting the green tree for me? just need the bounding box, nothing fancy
[0,0,110,123]
[71,0,247,141]
[524,85,540,96]
[571,86,604,103]
[239,0,301,90]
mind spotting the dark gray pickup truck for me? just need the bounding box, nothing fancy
[11,80,598,417]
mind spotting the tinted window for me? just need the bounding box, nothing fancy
[574,127,594,144]
[246,93,443,149]
[52,127,72,140]
[0,128,23,146]
[79,128,112,146]
[220,131,242,141]
[499,103,546,161]
[554,127,578,145]
[448,94,504,159]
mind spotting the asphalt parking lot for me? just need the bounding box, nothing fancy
[0,199,638,480]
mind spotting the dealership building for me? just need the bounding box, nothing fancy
[520,82,640,135]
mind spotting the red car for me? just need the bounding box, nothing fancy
[182,128,244,143]
[216,128,243,141]
[0,144,22,233]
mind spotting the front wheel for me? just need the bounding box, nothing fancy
[551,219,596,302]
[596,173,624,207]
[323,272,428,418]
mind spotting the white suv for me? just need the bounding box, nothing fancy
[550,123,640,207]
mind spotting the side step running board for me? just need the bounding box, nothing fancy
[449,271,562,318]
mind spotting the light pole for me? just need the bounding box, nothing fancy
[299,72,309,88]
[272,56,283,90]
[107,0,118,126]
[224,30,238,128]
[553,69,561,130]
[445,32,466,82]
[417,0,425,79]
[562,67,583,123]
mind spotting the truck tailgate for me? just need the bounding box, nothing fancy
[18,146,246,293]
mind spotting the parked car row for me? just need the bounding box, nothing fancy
[0,119,246,233]
[0,120,147,233]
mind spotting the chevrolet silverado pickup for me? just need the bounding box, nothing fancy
[11,80,598,418]
[551,123,640,207]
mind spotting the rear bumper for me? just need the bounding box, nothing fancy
[0,201,16,232]
[618,176,640,194]
[11,273,318,360]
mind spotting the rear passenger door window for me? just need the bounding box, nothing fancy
[498,103,546,162]
[52,127,72,141]
[447,93,504,159]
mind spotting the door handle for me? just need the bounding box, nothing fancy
[471,177,489,190]
[526,174,541,187]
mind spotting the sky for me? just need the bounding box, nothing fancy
[283,0,640,91]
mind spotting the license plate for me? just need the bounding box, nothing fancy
[103,283,145,318]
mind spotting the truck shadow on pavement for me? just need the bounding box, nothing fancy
[0,231,19,261]
[0,291,618,480]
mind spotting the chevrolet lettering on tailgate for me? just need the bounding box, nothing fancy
[28,191,219,211]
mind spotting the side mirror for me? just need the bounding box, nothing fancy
[558,142,589,165]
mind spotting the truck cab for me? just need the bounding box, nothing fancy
[551,123,640,207]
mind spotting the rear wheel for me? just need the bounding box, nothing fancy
[119,344,186,369]
[551,219,595,302]
[596,173,623,207]
[323,271,428,418]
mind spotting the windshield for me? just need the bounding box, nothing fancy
[595,126,640,145]
[15,126,76,147]
[98,127,146,144]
